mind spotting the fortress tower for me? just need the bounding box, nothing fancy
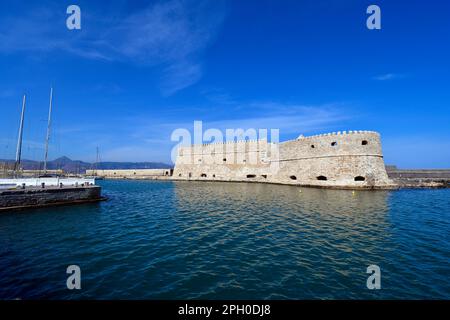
[173,131,394,189]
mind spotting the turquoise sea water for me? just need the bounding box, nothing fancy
[0,180,449,299]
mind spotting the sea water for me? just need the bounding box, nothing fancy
[0,180,449,299]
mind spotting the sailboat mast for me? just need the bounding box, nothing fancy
[43,87,53,174]
[14,94,26,173]
[95,146,99,175]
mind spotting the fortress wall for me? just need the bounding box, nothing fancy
[173,131,394,188]
[279,131,383,160]
[275,155,390,187]
[177,140,270,167]
[273,131,391,187]
[174,140,270,179]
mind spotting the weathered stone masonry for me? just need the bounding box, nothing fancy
[173,131,395,189]
[0,186,102,211]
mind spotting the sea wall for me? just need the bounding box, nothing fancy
[386,169,450,179]
[0,177,95,187]
[173,131,395,189]
[385,167,450,188]
[0,186,102,211]
[86,169,172,178]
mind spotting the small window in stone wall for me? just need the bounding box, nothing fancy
[290,175,297,180]
[213,174,216,178]
[223,158,227,162]
[178,174,182,177]
[261,175,267,179]
[354,176,365,181]
[331,142,337,146]
[362,140,368,145]
[317,175,327,181]
[311,145,315,148]
[246,174,256,178]
[201,173,207,177]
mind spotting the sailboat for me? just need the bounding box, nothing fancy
[39,87,54,178]
[0,88,95,188]
[0,95,26,189]
[85,147,104,180]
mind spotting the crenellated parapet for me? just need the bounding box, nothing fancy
[296,130,379,140]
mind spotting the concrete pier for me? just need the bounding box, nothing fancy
[0,177,95,187]
[0,185,105,212]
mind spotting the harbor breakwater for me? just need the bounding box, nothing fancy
[0,185,104,211]
[85,168,450,189]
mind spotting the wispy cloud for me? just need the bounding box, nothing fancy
[0,0,227,95]
[0,89,17,98]
[372,73,405,81]
[4,99,354,163]
[100,101,354,162]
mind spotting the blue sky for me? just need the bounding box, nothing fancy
[0,0,449,168]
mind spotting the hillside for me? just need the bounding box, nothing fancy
[0,156,172,173]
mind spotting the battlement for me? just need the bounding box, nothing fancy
[181,131,380,149]
[186,138,268,148]
[296,130,379,141]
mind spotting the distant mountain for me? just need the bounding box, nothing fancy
[0,156,172,173]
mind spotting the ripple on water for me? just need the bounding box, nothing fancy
[0,180,449,299]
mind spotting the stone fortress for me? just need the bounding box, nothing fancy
[172,130,395,189]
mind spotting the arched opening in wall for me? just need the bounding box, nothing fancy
[290,175,297,180]
[261,175,267,179]
[165,171,169,176]
[311,145,315,148]
[201,173,207,177]
[362,140,368,145]
[331,142,337,147]
[188,173,192,178]
[354,176,365,181]
[246,174,256,178]
[317,175,327,181]
[134,172,136,175]
[178,174,182,177]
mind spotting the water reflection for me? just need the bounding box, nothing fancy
[172,181,393,299]
[2,180,448,299]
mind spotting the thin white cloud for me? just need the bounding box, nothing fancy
[106,101,354,162]
[2,100,354,163]
[372,73,405,81]
[0,89,17,98]
[0,0,227,95]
